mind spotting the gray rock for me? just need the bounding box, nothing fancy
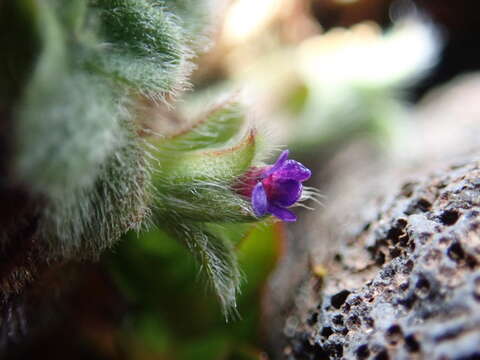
[268,76,480,360]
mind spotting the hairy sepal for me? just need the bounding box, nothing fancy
[151,128,258,222]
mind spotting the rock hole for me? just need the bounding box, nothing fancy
[405,334,420,352]
[356,344,370,359]
[387,324,402,335]
[375,251,386,266]
[374,349,390,360]
[350,296,363,306]
[389,247,402,258]
[364,317,375,329]
[470,222,480,231]
[403,260,414,274]
[416,198,432,212]
[307,312,318,326]
[415,275,431,296]
[346,315,361,329]
[387,227,404,243]
[400,182,415,197]
[385,324,403,345]
[332,314,344,326]
[398,293,417,309]
[439,210,460,226]
[409,240,416,251]
[405,198,432,215]
[362,222,371,232]
[447,242,465,261]
[331,290,351,309]
[466,254,478,269]
[399,281,410,292]
[325,343,343,358]
[321,326,333,339]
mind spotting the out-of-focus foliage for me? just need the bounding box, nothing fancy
[108,222,282,359]
[191,0,441,155]
[289,19,440,150]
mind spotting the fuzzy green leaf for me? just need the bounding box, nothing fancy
[162,0,213,48]
[41,133,151,258]
[153,102,247,152]
[10,0,152,258]
[166,220,242,318]
[88,0,193,99]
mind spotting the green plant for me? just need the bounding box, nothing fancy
[1,0,314,318]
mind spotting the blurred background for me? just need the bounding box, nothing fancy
[76,0,480,359]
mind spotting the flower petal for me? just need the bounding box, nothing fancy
[251,182,268,216]
[269,179,302,207]
[262,150,289,178]
[268,204,297,222]
[275,160,311,181]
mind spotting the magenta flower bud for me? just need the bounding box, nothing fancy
[237,150,311,222]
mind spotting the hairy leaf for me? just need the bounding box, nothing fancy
[88,0,193,100]
[153,102,247,152]
[166,220,242,318]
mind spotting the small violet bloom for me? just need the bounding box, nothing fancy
[240,150,311,222]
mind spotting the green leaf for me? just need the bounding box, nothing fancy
[16,72,127,197]
[153,101,247,152]
[88,0,193,99]
[166,220,242,318]
[162,0,213,49]
[40,130,151,258]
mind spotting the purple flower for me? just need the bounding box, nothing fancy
[248,150,311,222]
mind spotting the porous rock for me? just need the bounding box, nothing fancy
[267,75,480,360]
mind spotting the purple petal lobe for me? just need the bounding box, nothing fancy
[270,179,302,207]
[268,204,297,222]
[262,150,289,177]
[275,160,311,181]
[252,182,268,216]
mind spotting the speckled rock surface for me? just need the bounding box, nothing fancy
[267,76,480,360]
[282,158,480,360]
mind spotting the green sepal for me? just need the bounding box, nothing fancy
[151,128,258,222]
[155,181,256,223]
[153,129,257,183]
